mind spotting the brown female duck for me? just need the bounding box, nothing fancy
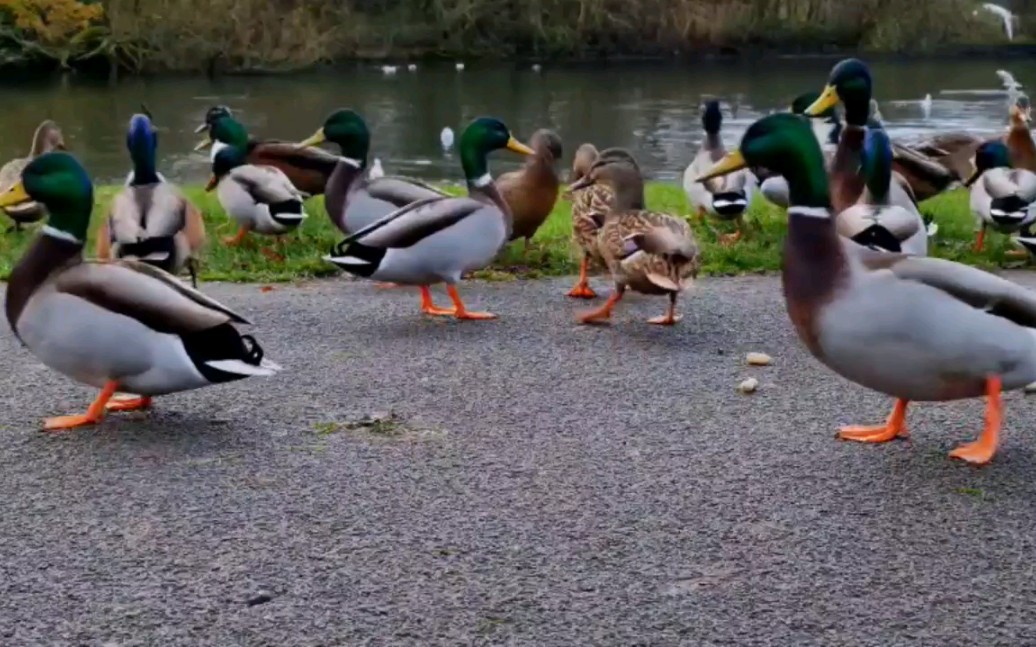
[0,119,65,230]
[568,154,700,326]
[565,145,643,299]
[495,129,563,250]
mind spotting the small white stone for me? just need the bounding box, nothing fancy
[738,378,759,394]
[746,352,773,366]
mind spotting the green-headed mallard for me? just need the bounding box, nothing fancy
[323,117,534,320]
[565,145,641,299]
[0,151,281,431]
[195,105,338,196]
[96,112,206,287]
[967,140,1036,252]
[804,59,920,215]
[570,154,700,326]
[0,119,65,230]
[757,91,840,209]
[295,109,448,237]
[683,100,756,244]
[697,112,1036,465]
[496,129,563,249]
[838,127,927,255]
[204,116,308,257]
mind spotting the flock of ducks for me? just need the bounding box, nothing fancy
[3,57,1036,466]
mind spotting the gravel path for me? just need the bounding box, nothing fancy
[3,273,1036,646]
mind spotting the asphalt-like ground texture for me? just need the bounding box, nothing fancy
[3,272,1036,646]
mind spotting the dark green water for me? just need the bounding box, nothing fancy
[0,59,1030,186]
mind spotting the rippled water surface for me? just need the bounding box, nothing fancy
[0,58,1030,185]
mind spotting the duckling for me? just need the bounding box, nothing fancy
[569,155,700,325]
[838,127,927,255]
[205,116,308,258]
[96,112,206,287]
[495,128,563,250]
[968,140,1036,252]
[323,117,535,320]
[0,119,65,230]
[194,105,338,196]
[565,144,641,299]
[0,151,281,431]
[684,100,756,244]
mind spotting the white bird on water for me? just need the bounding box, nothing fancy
[440,126,454,151]
[455,62,465,71]
[996,68,1024,109]
[407,63,417,72]
[531,63,542,73]
[921,93,932,120]
[976,3,1017,40]
[369,158,385,179]
[381,65,398,74]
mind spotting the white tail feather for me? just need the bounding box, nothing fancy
[205,359,281,376]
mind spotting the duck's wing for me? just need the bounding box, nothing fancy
[54,259,252,334]
[855,246,1036,327]
[339,196,485,249]
[249,141,340,172]
[365,176,449,206]
[229,165,304,204]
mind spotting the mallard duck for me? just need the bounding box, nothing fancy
[0,151,281,431]
[204,116,308,257]
[967,140,1036,252]
[323,117,534,320]
[565,144,641,299]
[683,100,756,245]
[1005,95,1036,171]
[495,128,563,249]
[195,105,338,196]
[838,127,927,255]
[757,91,840,209]
[296,109,448,237]
[569,154,700,325]
[95,112,206,287]
[697,112,1036,465]
[0,119,65,230]
[804,59,920,215]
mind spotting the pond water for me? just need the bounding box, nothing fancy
[0,58,1030,186]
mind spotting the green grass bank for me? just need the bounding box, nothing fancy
[0,182,1024,285]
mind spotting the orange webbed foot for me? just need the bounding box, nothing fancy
[837,399,909,443]
[420,286,456,316]
[566,283,598,299]
[43,413,105,431]
[446,285,497,321]
[719,230,742,246]
[105,395,153,413]
[949,375,1002,466]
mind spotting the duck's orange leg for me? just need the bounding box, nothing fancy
[105,394,153,412]
[566,255,597,299]
[837,398,909,443]
[720,219,744,246]
[647,293,682,325]
[420,286,456,316]
[43,381,119,431]
[949,376,1002,465]
[579,286,625,324]
[223,226,249,246]
[973,227,985,252]
[446,285,496,320]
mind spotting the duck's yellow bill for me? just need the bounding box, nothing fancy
[804,84,839,116]
[506,136,535,155]
[298,128,326,148]
[204,175,218,192]
[0,181,31,208]
[194,135,213,152]
[695,150,747,183]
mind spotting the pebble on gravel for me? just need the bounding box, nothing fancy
[1025,381,1036,394]
[746,352,773,366]
[738,378,759,394]
[246,591,274,606]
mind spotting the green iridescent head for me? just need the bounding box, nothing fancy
[457,117,535,185]
[0,151,94,242]
[298,109,371,164]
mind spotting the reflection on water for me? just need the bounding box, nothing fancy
[0,59,1028,186]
